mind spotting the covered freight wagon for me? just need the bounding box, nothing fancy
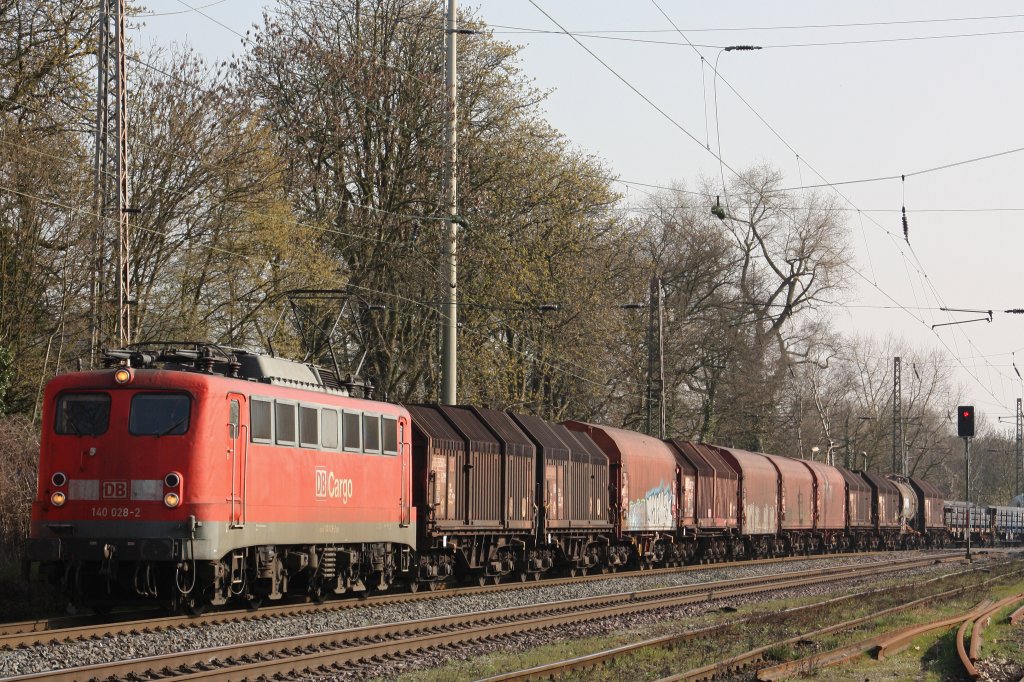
[670,440,738,533]
[908,476,945,531]
[555,426,612,530]
[800,460,847,532]
[565,421,690,566]
[511,413,612,574]
[469,406,536,532]
[837,466,873,549]
[713,446,779,559]
[436,405,501,529]
[408,404,465,532]
[564,422,679,533]
[762,454,814,529]
[859,470,903,549]
[408,404,539,583]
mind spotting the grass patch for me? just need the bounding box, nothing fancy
[383,559,1024,681]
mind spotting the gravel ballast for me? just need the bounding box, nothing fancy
[0,551,970,678]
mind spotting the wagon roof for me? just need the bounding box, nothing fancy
[438,405,499,449]
[406,404,463,448]
[510,413,571,458]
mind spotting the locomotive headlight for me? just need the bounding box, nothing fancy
[50,491,66,507]
[51,471,67,487]
[113,367,132,384]
[164,472,181,488]
[163,492,180,508]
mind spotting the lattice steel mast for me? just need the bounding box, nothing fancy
[892,356,903,475]
[91,0,131,358]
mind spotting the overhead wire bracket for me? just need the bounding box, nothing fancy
[932,307,993,329]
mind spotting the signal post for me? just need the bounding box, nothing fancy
[958,405,975,561]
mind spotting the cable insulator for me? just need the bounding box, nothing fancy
[901,206,908,242]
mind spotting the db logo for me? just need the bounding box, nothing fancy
[315,467,328,499]
[314,467,354,503]
[102,480,128,499]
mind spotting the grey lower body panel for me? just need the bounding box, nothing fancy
[30,520,418,562]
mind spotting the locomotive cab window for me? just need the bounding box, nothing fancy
[55,393,111,436]
[382,416,398,455]
[250,398,273,443]
[129,393,191,436]
[363,414,381,453]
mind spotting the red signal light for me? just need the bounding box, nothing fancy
[957,405,975,438]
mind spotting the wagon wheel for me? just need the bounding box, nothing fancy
[477,575,488,587]
[569,568,578,578]
[408,581,420,593]
[186,595,209,616]
[518,572,528,582]
[310,581,329,604]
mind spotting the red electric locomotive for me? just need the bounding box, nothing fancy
[27,344,415,612]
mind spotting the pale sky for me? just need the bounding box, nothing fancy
[133,1,1024,424]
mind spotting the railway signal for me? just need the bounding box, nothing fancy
[957,404,974,561]
[957,406,975,438]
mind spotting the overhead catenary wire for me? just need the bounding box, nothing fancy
[489,12,1024,35]
[528,0,1013,408]
[486,23,1024,51]
[645,0,1016,408]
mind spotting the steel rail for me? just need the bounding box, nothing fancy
[958,592,1024,678]
[670,565,1019,681]
[4,555,948,682]
[756,571,1024,681]
[510,559,1018,682]
[481,559,977,682]
[0,550,947,649]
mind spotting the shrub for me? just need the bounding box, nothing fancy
[0,415,38,563]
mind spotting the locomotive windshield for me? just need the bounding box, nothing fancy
[129,393,191,436]
[55,393,111,436]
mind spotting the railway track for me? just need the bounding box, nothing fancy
[480,556,1007,681]
[4,554,958,682]
[0,550,936,649]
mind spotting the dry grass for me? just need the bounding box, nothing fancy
[0,415,38,564]
[382,561,1024,682]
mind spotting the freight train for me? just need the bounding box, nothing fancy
[944,500,1024,546]
[26,344,947,613]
